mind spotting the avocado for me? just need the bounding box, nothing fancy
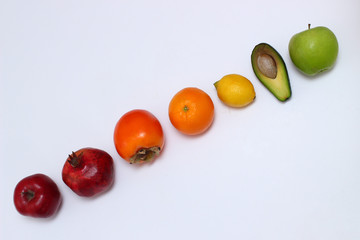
[251,43,291,102]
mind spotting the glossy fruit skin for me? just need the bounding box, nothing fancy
[114,109,165,164]
[289,26,338,76]
[168,87,214,135]
[214,74,256,108]
[62,148,115,197]
[13,174,62,218]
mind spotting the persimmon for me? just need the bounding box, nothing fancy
[114,109,165,164]
[168,87,215,135]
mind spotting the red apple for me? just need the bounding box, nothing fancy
[62,147,115,197]
[13,173,62,218]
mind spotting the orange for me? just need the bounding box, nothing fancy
[168,87,215,135]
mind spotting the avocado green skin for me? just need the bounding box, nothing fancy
[251,43,292,102]
[288,26,338,76]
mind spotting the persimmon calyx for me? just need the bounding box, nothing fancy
[129,147,161,164]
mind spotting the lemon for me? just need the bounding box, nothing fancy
[214,74,256,108]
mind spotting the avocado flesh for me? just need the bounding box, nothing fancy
[251,43,291,102]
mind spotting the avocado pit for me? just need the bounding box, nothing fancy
[257,53,277,79]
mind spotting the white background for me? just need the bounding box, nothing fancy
[1,0,360,239]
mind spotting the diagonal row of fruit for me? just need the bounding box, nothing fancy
[13,25,338,219]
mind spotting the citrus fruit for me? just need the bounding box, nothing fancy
[168,87,214,135]
[214,74,256,107]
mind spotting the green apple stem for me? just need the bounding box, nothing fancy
[308,23,311,30]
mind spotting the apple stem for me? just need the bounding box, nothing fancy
[308,23,311,30]
[22,190,35,202]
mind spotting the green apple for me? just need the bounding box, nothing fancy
[288,25,339,76]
